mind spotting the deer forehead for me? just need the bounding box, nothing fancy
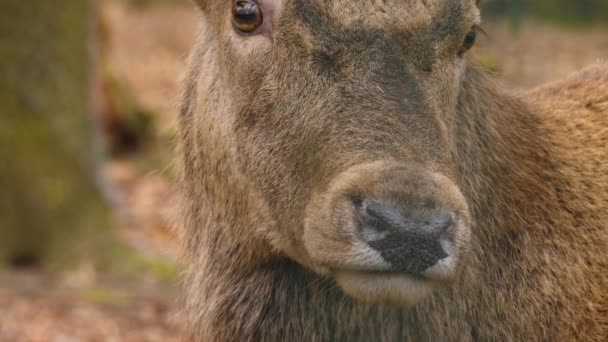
[282,0,480,32]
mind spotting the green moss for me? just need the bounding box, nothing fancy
[147,257,181,282]
[82,287,130,307]
[96,240,181,283]
[476,53,502,76]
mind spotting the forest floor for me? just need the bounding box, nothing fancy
[1,0,607,341]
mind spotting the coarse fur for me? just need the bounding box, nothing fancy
[177,0,608,340]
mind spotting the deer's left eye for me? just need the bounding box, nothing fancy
[232,0,263,33]
[459,28,477,56]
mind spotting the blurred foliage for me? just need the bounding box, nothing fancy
[123,0,185,9]
[104,72,156,141]
[483,0,608,27]
[96,7,158,156]
[82,287,131,307]
[99,67,157,155]
[96,241,181,282]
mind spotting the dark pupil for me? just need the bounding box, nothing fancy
[234,1,258,23]
[464,31,476,47]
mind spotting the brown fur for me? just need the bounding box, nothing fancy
[177,0,608,340]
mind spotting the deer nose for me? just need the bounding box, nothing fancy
[353,199,453,274]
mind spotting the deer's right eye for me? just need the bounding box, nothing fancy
[232,0,263,33]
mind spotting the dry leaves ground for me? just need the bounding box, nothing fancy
[1,1,607,340]
[0,272,184,342]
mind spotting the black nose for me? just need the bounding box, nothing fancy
[354,199,453,274]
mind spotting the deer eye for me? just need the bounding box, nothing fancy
[459,28,477,56]
[232,0,263,33]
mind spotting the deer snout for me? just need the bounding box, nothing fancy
[354,198,453,275]
[303,161,470,307]
[303,161,471,305]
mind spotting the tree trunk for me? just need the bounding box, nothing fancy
[0,0,114,267]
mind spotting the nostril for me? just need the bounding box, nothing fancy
[352,199,455,239]
[352,199,395,241]
[350,196,369,222]
[353,199,454,274]
[350,196,364,208]
[428,213,454,237]
[363,201,406,234]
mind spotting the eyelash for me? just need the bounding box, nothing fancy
[473,24,487,36]
[458,24,485,57]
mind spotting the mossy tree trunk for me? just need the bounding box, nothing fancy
[0,0,114,268]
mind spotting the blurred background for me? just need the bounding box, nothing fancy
[0,0,606,340]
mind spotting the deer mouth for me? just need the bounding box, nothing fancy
[333,270,439,307]
[328,248,460,306]
[323,224,460,306]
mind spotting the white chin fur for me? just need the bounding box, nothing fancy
[423,254,457,281]
[334,270,437,307]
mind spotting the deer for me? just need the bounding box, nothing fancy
[177,0,608,340]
